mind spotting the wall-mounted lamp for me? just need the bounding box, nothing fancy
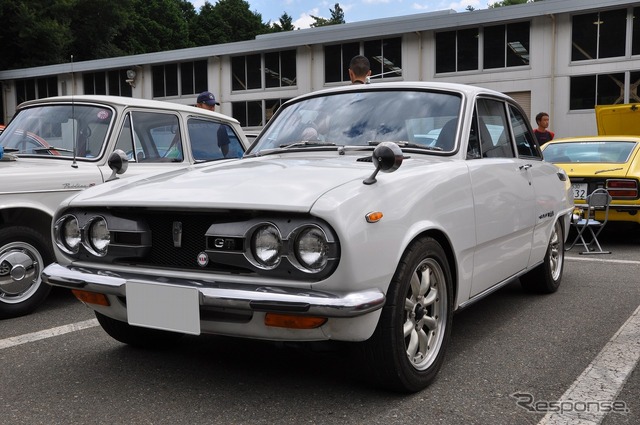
[126,68,137,88]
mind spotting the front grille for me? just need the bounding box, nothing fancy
[112,210,254,273]
[146,213,210,268]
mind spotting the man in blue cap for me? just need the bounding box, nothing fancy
[196,91,221,112]
[193,91,229,157]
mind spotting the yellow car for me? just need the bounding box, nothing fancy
[541,104,640,225]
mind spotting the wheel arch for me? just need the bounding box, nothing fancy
[406,228,458,306]
[0,207,54,250]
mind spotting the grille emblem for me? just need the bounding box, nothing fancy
[172,221,182,248]
[197,252,209,267]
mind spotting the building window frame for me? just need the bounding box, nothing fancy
[436,22,530,74]
[324,37,403,83]
[83,69,133,97]
[152,60,208,99]
[569,71,640,110]
[571,8,630,62]
[231,50,297,92]
[15,76,58,105]
[232,98,291,128]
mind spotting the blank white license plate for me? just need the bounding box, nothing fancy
[126,282,200,335]
[572,183,588,200]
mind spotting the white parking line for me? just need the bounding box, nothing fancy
[0,319,98,350]
[538,304,640,425]
[565,256,640,265]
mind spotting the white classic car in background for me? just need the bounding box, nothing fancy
[42,82,573,392]
[0,95,248,318]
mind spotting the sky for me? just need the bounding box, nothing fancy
[189,0,492,29]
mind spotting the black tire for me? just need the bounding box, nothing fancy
[95,311,184,348]
[0,226,53,319]
[354,237,453,393]
[520,220,564,294]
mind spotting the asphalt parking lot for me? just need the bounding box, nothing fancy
[0,225,638,425]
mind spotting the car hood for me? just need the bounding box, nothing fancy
[595,104,640,136]
[66,154,400,211]
[0,157,103,192]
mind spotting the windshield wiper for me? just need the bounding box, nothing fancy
[32,146,75,153]
[279,140,337,149]
[244,141,340,158]
[1,147,19,153]
[368,141,443,151]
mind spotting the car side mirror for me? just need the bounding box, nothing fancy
[106,149,129,182]
[363,142,403,185]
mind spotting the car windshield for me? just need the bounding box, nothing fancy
[543,141,636,163]
[0,104,114,158]
[250,90,462,154]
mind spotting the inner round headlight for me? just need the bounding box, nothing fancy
[56,215,81,254]
[87,217,110,256]
[295,227,329,271]
[251,224,282,268]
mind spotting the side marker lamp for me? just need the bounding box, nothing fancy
[365,211,384,223]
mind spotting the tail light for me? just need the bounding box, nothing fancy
[606,179,638,198]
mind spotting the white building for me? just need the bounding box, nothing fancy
[1,0,639,137]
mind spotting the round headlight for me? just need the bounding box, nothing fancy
[55,215,81,254]
[87,217,110,256]
[251,224,282,268]
[295,227,329,271]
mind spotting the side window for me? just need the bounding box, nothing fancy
[117,112,183,163]
[508,104,541,159]
[188,118,245,160]
[114,113,136,160]
[476,98,515,158]
[467,111,481,159]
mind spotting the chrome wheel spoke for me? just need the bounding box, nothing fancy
[418,267,430,297]
[407,328,419,358]
[421,315,437,331]
[403,319,415,337]
[410,272,421,299]
[423,286,438,306]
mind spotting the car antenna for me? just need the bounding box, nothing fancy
[71,54,78,168]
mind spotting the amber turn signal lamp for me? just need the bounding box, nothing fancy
[365,211,383,223]
[264,313,327,329]
[71,289,110,306]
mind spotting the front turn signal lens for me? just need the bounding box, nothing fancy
[71,289,110,306]
[265,313,327,329]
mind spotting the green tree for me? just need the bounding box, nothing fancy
[123,0,192,54]
[191,0,268,45]
[489,0,543,7]
[0,0,73,69]
[310,3,345,27]
[68,0,135,62]
[272,12,296,32]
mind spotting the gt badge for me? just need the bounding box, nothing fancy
[197,252,209,267]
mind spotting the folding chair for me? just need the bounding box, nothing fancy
[566,188,612,255]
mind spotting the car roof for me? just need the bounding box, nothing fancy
[17,95,240,125]
[545,136,640,145]
[285,81,512,103]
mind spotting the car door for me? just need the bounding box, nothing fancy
[98,110,189,180]
[466,98,537,297]
[508,102,563,268]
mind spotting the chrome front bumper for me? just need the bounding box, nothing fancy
[42,263,386,317]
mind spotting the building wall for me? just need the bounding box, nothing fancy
[2,0,640,138]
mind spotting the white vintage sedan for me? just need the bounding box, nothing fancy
[0,95,248,318]
[43,82,573,392]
